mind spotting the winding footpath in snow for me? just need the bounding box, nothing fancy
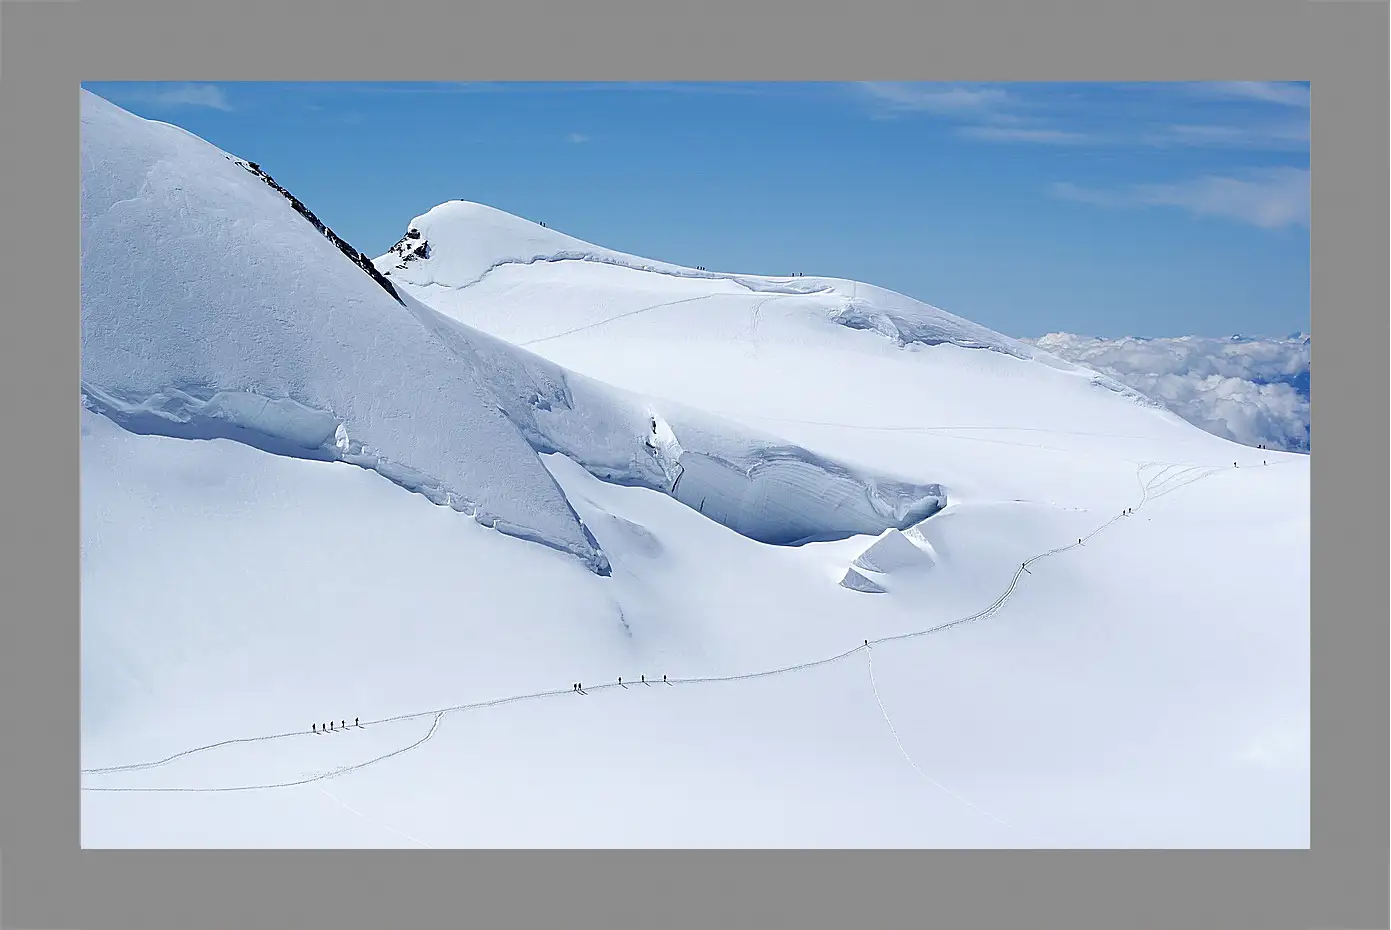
[81,457,1278,794]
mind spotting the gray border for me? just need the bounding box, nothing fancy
[0,0,1381,927]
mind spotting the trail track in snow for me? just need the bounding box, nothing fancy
[864,643,1014,832]
[515,287,801,350]
[403,251,836,300]
[84,714,443,794]
[81,457,1284,793]
[315,784,436,849]
[517,294,720,347]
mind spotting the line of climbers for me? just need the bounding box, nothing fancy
[305,491,1177,735]
[571,674,670,694]
[310,673,685,731]
[313,718,361,734]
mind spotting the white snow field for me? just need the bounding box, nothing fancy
[80,90,1310,848]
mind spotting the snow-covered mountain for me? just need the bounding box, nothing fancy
[80,90,1309,849]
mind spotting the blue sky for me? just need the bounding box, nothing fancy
[82,81,1310,340]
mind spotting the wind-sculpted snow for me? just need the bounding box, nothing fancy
[839,567,888,594]
[852,528,937,576]
[401,291,949,545]
[80,90,609,574]
[825,285,1032,358]
[659,433,946,545]
[826,284,1163,406]
[81,385,341,453]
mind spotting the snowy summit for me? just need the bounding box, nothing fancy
[80,90,1309,849]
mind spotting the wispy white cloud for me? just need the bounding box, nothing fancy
[856,83,1106,146]
[302,81,784,98]
[856,82,1011,115]
[1026,332,1310,452]
[850,82,1310,153]
[1196,81,1311,108]
[592,82,782,96]
[567,132,590,144]
[1050,167,1309,229]
[1153,120,1309,150]
[129,83,235,111]
[287,82,511,98]
[957,124,1095,145]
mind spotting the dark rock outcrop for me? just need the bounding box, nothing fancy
[231,158,403,305]
[385,227,431,268]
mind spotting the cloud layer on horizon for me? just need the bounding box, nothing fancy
[1026,332,1310,452]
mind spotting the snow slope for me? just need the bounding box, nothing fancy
[373,199,1151,396]
[80,91,950,567]
[397,292,948,545]
[369,202,1247,512]
[80,91,608,574]
[81,92,1309,849]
